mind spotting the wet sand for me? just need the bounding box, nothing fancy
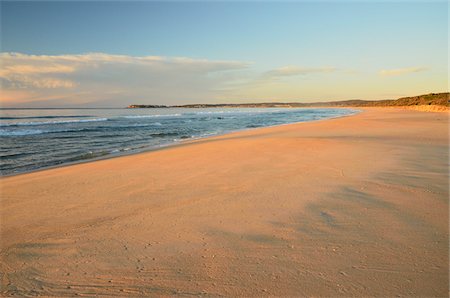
[1,108,448,296]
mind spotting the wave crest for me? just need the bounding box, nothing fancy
[0,118,108,127]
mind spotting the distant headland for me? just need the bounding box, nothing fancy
[127,92,449,109]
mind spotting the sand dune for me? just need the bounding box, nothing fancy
[1,108,448,296]
[399,104,449,113]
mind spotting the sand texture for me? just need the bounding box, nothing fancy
[1,108,448,297]
[398,105,449,113]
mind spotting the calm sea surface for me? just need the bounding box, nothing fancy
[0,108,357,175]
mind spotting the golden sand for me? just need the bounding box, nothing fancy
[399,104,449,112]
[1,108,448,296]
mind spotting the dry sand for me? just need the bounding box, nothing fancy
[397,105,449,113]
[1,108,448,297]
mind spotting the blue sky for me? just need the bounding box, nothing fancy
[1,1,448,107]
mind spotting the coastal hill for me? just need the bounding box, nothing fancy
[128,92,449,109]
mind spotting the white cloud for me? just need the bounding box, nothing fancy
[0,52,250,107]
[379,66,428,77]
[263,65,336,78]
[1,53,438,107]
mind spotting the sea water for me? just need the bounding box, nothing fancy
[0,108,357,175]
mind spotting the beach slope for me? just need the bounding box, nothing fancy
[1,108,448,296]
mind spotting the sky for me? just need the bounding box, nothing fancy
[0,1,448,108]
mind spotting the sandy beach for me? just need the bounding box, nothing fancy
[0,108,448,296]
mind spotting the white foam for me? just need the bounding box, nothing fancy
[121,114,181,119]
[0,129,46,136]
[0,118,108,127]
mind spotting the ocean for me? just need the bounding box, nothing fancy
[0,107,357,175]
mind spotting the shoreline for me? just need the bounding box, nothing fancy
[1,107,360,178]
[1,107,448,296]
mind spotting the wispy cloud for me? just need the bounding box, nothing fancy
[0,53,441,107]
[379,66,428,77]
[263,65,336,79]
[0,52,250,107]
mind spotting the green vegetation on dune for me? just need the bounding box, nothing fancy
[304,92,449,107]
[385,93,449,107]
[128,93,449,108]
